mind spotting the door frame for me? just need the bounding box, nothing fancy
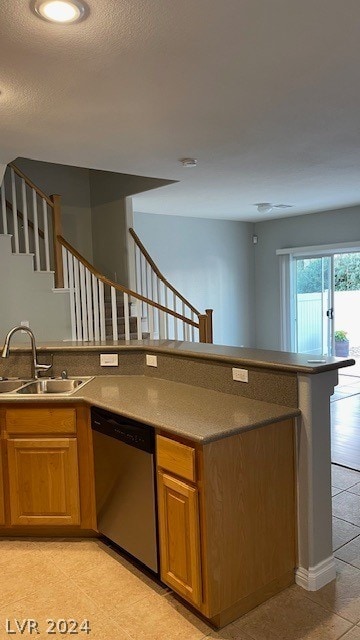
[277,241,360,352]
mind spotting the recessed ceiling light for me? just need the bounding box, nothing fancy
[34,0,87,24]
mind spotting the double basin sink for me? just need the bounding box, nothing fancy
[0,377,92,396]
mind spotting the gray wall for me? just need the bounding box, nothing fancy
[12,159,172,286]
[90,170,129,285]
[254,206,360,350]
[15,158,93,262]
[134,212,256,347]
[0,235,71,342]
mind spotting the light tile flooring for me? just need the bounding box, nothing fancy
[1,464,360,640]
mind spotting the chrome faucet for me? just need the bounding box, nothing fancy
[1,326,52,380]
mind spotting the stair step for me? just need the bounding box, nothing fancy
[105,317,138,328]
[105,331,150,340]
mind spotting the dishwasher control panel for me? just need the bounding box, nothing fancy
[91,407,154,453]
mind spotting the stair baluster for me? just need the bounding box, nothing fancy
[10,168,19,253]
[21,178,30,254]
[1,179,7,234]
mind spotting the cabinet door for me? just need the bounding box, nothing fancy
[0,444,5,525]
[157,471,202,607]
[7,438,80,526]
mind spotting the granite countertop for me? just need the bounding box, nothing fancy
[3,339,355,374]
[0,375,300,443]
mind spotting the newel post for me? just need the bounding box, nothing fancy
[198,315,207,343]
[50,194,64,288]
[205,309,213,344]
[199,310,213,343]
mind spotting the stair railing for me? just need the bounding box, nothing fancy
[129,227,213,343]
[58,235,207,342]
[0,162,213,343]
[0,163,64,287]
[5,199,45,240]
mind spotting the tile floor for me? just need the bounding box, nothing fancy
[1,464,360,640]
[331,374,360,470]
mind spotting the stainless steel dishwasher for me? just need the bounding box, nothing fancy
[91,407,158,574]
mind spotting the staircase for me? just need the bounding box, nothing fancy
[104,300,147,340]
[0,163,213,344]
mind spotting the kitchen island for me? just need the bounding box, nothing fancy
[0,339,353,626]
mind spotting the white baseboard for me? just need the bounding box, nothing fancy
[295,556,336,591]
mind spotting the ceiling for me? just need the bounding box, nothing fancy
[2,0,360,221]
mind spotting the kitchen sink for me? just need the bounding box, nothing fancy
[0,380,29,393]
[15,377,93,395]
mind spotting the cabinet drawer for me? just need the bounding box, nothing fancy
[5,408,76,435]
[157,435,196,482]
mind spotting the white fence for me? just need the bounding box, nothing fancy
[296,290,360,354]
[333,291,360,347]
[296,292,327,354]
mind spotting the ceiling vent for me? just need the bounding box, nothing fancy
[179,158,198,168]
[255,202,292,214]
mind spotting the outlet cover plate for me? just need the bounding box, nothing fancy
[232,367,249,383]
[146,354,158,367]
[100,353,119,367]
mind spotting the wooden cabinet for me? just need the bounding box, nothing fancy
[6,407,76,435]
[157,435,196,482]
[157,471,202,607]
[0,440,5,526]
[7,437,80,526]
[156,420,296,628]
[0,405,96,533]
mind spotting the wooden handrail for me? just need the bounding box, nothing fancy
[9,163,54,208]
[5,200,45,240]
[129,227,200,317]
[57,235,199,328]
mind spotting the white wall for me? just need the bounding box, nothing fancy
[254,206,360,350]
[14,158,93,262]
[134,212,255,347]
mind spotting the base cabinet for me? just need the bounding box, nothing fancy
[156,420,296,627]
[0,405,96,532]
[157,471,202,607]
[7,437,80,526]
[0,446,4,525]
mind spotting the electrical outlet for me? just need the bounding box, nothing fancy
[100,353,118,367]
[232,367,249,383]
[146,354,158,367]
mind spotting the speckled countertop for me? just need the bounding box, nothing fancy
[0,375,300,443]
[4,339,354,374]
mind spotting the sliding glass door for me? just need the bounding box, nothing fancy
[294,256,334,355]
